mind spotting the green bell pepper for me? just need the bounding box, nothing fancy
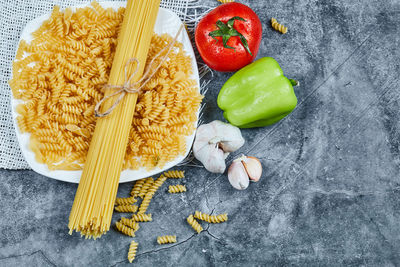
[217,57,298,128]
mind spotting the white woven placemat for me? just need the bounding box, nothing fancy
[0,0,209,169]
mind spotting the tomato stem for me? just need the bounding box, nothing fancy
[209,16,253,56]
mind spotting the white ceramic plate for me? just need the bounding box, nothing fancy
[11,2,199,183]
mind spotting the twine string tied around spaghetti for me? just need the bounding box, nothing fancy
[95,24,184,117]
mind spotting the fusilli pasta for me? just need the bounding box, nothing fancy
[131,213,152,222]
[138,192,153,214]
[271,18,288,34]
[157,235,177,244]
[168,184,187,193]
[115,205,138,213]
[120,217,140,231]
[131,179,145,197]
[164,170,185,178]
[187,214,203,234]
[115,196,137,206]
[128,240,138,263]
[115,221,136,237]
[194,211,228,223]
[139,177,154,198]
[146,175,167,196]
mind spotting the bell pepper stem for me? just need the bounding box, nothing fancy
[289,79,300,86]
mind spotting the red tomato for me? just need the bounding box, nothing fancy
[195,3,262,72]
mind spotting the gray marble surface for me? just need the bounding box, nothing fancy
[1,0,400,266]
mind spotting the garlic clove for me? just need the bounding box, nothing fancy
[228,160,250,190]
[242,156,262,182]
[206,146,226,173]
[193,142,226,173]
[211,120,245,152]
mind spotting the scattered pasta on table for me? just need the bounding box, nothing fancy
[163,170,185,178]
[168,184,187,193]
[120,218,140,231]
[217,0,235,3]
[187,214,203,234]
[131,213,152,222]
[137,192,154,214]
[115,205,138,213]
[157,235,177,245]
[130,179,145,197]
[112,169,229,263]
[115,196,137,206]
[138,177,154,198]
[271,18,288,34]
[127,241,138,263]
[146,175,167,196]
[194,211,228,223]
[116,221,137,237]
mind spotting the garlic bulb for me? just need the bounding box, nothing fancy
[193,120,245,173]
[228,155,262,190]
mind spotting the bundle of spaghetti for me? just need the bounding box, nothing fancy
[68,0,161,239]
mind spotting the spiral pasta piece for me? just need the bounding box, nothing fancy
[131,179,145,197]
[168,184,187,193]
[127,241,138,263]
[138,192,154,214]
[217,0,234,3]
[157,235,177,244]
[164,170,185,179]
[115,196,137,206]
[115,221,136,237]
[271,18,288,34]
[131,213,152,222]
[147,175,167,196]
[194,211,228,224]
[187,215,203,234]
[115,205,138,213]
[139,177,154,198]
[120,217,140,231]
